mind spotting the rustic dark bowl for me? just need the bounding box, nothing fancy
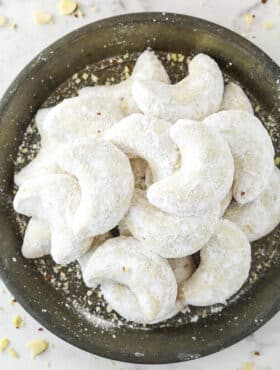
[0,12,280,364]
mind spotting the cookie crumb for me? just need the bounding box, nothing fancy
[0,14,7,26]
[263,21,274,30]
[9,23,17,29]
[0,338,10,352]
[178,54,185,62]
[106,304,112,313]
[27,340,49,358]
[8,347,19,358]
[32,12,52,25]
[245,14,254,26]
[242,363,254,370]
[171,53,178,62]
[275,157,280,165]
[12,315,23,329]
[59,0,78,15]
[91,74,98,83]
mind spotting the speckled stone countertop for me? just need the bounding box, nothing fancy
[0,1,280,369]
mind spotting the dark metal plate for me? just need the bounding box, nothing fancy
[0,12,280,364]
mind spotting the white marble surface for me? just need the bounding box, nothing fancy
[0,1,279,369]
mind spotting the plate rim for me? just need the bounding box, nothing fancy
[0,12,280,364]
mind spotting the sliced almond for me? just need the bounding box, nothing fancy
[12,315,23,329]
[0,338,10,352]
[59,0,78,15]
[27,340,49,358]
[32,12,52,25]
[0,15,7,26]
[244,13,254,26]
[263,21,274,30]
[242,363,254,370]
[8,347,18,358]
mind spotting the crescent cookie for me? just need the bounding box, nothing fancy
[57,138,134,238]
[121,189,220,258]
[220,82,253,113]
[204,110,275,204]
[104,113,178,182]
[101,256,195,324]
[79,50,170,115]
[225,167,280,241]
[131,53,224,121]
[147,120,234,216]
[82,236,177,323]
[13,174,92,265]
[180,219,251,306]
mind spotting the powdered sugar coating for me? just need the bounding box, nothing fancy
[147,120,234,216]
[132,53,224,121]
[104,113,178,182]
[225,167,280,241]
[83,236,177,322]
[13,174,92,265]
[100,256,194,324]
[57,138,134,238]
[79,50,170,115]
[21,219,51,258]
[181,219,251,306]
[122,189,220,258]
[42,95,124,142]
[220,82,253,113]
[204,110,275,204]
